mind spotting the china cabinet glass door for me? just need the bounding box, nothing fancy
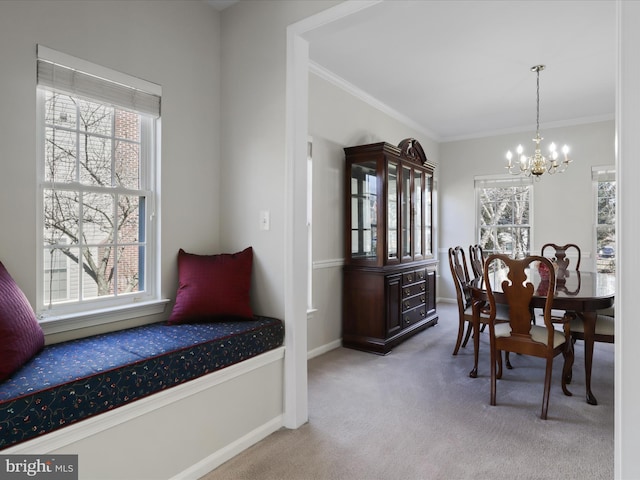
[387,163,398,260]
[351,161,377,259]
[425,171,432,256]
[402,166,411,258]
[414,170,423,258]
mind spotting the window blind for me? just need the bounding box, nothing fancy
[37,47,160,117]
[474,175,533,188]
[591,166,615,182]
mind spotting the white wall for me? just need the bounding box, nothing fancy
[439,120,614,300]
[307,71,438,354]
[618,2,640,477]
[219,1,340,320]
[0,0,222,338]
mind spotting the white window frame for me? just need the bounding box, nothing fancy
[307,137,313,311]
[592,165,616,274]
[475,175,534,258]
[36,46,166,334]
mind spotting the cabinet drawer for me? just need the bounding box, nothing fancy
[402,282,426,298]
[402,305,427,327]
[402,268,426,285]
[402,293,426,311]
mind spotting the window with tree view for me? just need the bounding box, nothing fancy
[37,49,160,316]
[476,177,532,258]
[594,167,615,274]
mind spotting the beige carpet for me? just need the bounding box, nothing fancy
[202,302,614,480]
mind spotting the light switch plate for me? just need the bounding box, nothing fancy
[260,210,270,231]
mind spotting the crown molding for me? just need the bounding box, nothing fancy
[309,60,441,142]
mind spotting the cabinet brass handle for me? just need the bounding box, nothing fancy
[420,310,425,317]
[404,289,410,296]
[407,275,413,282]
[420,295,425,302]
[404,302,410,309]
[420,284,426,292]
[404,316,410,324]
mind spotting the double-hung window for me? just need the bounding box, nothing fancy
[593,166,616,273]
[36,46,163,326]
[475,176,533,258]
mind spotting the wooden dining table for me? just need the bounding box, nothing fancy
[468,266,615,405]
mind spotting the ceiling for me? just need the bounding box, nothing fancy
[302,1,616,142]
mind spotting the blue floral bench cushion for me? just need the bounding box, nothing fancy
[0,316,284,449]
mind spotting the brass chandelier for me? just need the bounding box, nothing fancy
[505,65,571,178]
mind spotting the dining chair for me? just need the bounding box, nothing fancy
[566,314,615,383]
[449,246,474,355]
[469,244,489,335]
[483,254,573,419]
[541,243,582,321]
[541,243,581,271]
[597,305,615,316]
[469,244,485,279]
[449,246,510,375]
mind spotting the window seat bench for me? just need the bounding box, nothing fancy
[0,316,284,450]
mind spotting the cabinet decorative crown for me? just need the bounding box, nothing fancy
[398,138,428,167]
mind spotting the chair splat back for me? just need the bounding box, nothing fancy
[448,246,473,356]
[541,243,581,271]
[449,246,471,306]
[489,255,555,345]
[469,244,485,278]
[500,262,537,336]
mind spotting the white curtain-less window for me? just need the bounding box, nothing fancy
[475,176,533,258]
[593,166,616,274]
[36,46,162,322]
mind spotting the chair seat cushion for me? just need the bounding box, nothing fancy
[464,303,510,322]
[597,306,615,316]
[494,323,566,348]
[570,314,615,336]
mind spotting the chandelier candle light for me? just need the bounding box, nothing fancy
[506,65,571,178]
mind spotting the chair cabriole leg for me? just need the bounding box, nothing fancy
[452,317,465,356]
[541,358,553,420]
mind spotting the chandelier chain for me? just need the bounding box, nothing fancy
[536,68,540,134]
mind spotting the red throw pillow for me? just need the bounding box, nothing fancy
[168,247,254,324]
[0,261,45,382]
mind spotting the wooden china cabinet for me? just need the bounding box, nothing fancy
[342,138,438,354]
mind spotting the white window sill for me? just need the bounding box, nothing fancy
[38,299,170,336]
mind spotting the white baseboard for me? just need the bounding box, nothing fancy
[172,415,284,480]
[307,339,342,359]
